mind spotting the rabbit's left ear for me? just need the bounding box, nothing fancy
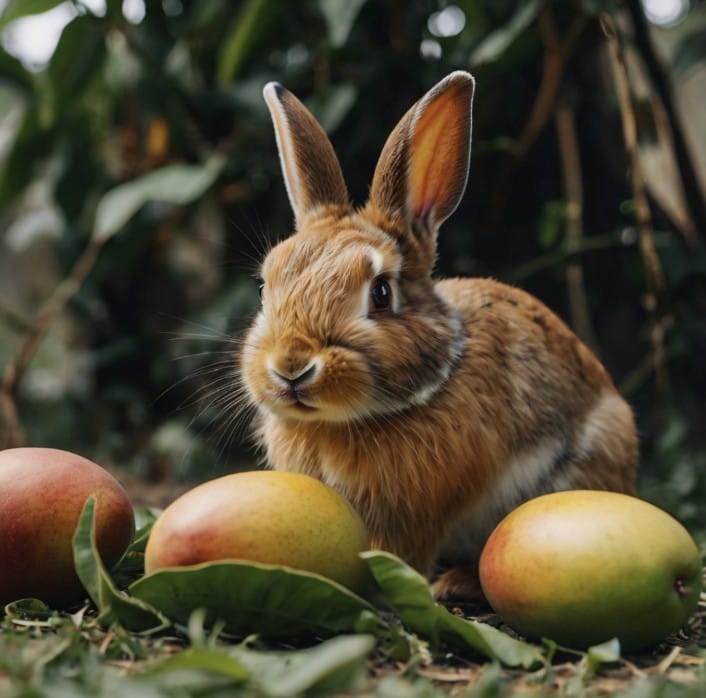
[368,71,474,233]
[263,83,350,226]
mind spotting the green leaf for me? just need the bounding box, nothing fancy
[140,647,251,682]
[130,508,160,554]
[216,0,277,86]
[565,637,622,695]
[92,155,225,242]
[129,560,377,639]
[311,82,357,133]
[362,551,440,641]
[3,598,53,620]
[47,15,105,116]
[437,611,544,670]
[586,637,621,670]
[363,551,543,669]
[232,634,375,696]
[538,200,566,250]
[72,497,170,633]
[0,108,52,213]
[0,0,65,29]
[0,50,34,91]
[109,508,159,588]
[469,2,539,67]
[319,0,368,48]
[673,26,706,79]
[138,635,374,697]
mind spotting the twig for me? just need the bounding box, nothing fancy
[602,15,665,292]
[602,13,668,393]
[516,5,585,159]
[502,231,643,284]
[0,237,106,448]
[482,4,587,233]
[555,100,599,353]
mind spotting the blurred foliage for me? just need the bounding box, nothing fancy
[0,0,705,531]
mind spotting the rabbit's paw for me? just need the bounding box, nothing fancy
[431,564,486,602]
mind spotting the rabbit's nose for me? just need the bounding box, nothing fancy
[268,359,319,389]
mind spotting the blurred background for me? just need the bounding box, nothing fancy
[0,0,704,531]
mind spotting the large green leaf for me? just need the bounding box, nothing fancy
[469,1,539,67]
[363,551,543,669]
[0,108,53,212]
[216,0,277,86]
[46,14,105,116]
[311,82,357,134]
[0,50,34,91]
[129,559,377,639]
[319,0,368,48]
[92,155,225,242]
[0,0,65,29]
[72,497,169,633]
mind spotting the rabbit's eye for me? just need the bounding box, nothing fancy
[370,277,392,313]
[258,282,265,300]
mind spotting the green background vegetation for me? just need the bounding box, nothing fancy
[1,0,705,536]
[2,2,706,695]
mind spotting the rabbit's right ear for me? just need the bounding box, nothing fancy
[263,83,350,226]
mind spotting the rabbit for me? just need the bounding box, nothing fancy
[239,71,638,599]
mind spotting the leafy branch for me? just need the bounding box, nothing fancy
[0,159,224,449]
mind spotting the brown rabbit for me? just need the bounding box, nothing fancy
[239,72,638,599]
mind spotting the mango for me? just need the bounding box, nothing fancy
[144,470,370,594]
[0,447,134,606]
[479,490,702,651]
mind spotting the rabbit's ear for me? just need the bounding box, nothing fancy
[263,83,350,225]
[368,71,474,233]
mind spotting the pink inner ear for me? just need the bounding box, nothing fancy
[408,82,470,224]
[410,128,446,219]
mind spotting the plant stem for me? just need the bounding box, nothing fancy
[0,238,106,448]
[555,100,599,353]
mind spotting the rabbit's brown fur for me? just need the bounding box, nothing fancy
[240,72,637,599]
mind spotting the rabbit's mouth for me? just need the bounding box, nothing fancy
[277,391,318,414]
[277,386,318,413]
[290,400,317,413]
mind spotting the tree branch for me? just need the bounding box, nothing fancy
[1,237,106,448]
[555,100,599,353]
[602,13,668,393]
[482,4,587,234]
